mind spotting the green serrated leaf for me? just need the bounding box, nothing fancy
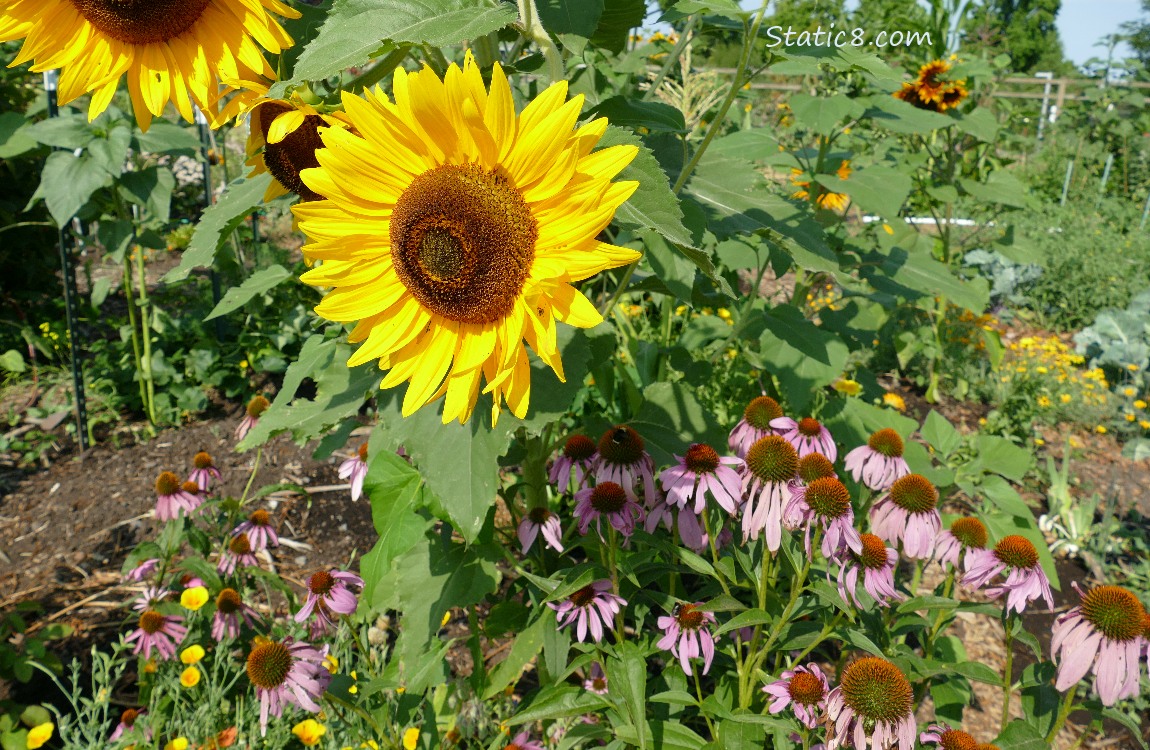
[205,265,292,321]
[29,150,112,224]
[164,173,272,282]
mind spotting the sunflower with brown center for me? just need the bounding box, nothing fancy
[294,52,640,425]
[0,0,299,130]
[245,95,354,202]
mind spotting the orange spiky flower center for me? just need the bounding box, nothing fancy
[745,435,799,484]
[121,708,139,726]
[867,428,904,458]
[673,603,705,630]
[805,477,852,519]
[138,610,166,634]
[193,451,214,469]
[249,509,271,526]
[937,729,978,750]
[797,417,823,437]
[993,535,1039,569]
[308,570,335,596]
[229,533,252,556]
[156,471,181,495]
[683,443,720,474]
[743,396,783,430]
[246,641,292,689]
[246,395,270,419]
[788,671,826,705]
[598,426,645,466]
[798,452,835,483]
[216,588,242,614]
[888,474,938,514]
[839,657,912,721]
[857,533,889,570]
[528,507,552,524]
[589,482,628,514]
[563,434,597,461]
[1079,585,1145,642]
[950,517,988,549]
[181,480,200,494]
[357,442,369,461]
[569,585,597,608]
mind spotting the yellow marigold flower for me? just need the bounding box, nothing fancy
[1060,394,1071,404]
[0,0,300,130]
[674,305,687,316]
[1096,425,1108,434]
[292,719,326,747]
[403,728,421,750]
[295,53,641,426]
[1037,396,1051,408]
[882,393,906,411]
[180,586,209,611]
[164,738,189,750]
[180,645,205,665]
[179,666,201,688]
[26,723,53,749]
[143,659,158,674]
[832,378,862,396]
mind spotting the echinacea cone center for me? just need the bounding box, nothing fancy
[229,533,252,555]
[181,480,200,494]
[193,451,214,469]
[1080,585,1144,642]
[857,533,889,570]
[805,477,851,519]
[139,610,166,634]
[867,428,904,458]
[674,603,705,630]
[309,570,335,596]
[121,708,139,726]
[888,474,938,514]
[246,642,292,690]
[563,434,596,461]
[250,509,271,526]
[246,395,270,419]
[156,471,181,496]
[683,444,720,474]
[787,671,826,705]
[390,163,537,325]
[528,507,552,524]
[798,452,835,483]
[589,483,627,514]
[569,585,597,608]
[71,0,210,45]
[797,417,823,437]
[744,436,798,484]
[357,442,369,461]
[598,426,645,466]
[217,588,242,614]
[950,517,988,549]
[743,396,783,430]
[259,106,327,202]
[840,657,912,721]
[938,730,978,750]
[993,535,1038,569]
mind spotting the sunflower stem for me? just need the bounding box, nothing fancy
[517,0,564,83]
[120,255,149,425]
[670,0,771,195]
[1046,684,1078,744]
[134,244,158,426]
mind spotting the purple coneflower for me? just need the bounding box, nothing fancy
[644,501,709,553]
[550,434,597,494]
[504,732,544,750]
[246,637,330,736]
[741,435,799,549]
[295,568,364,636]
[123,557,160,582]
[125,610,187,660]
[790,476,862,559]
[155,471,201,522]
[825,657,915,750]
[659,443,743,515]
[870,473,941,560]
[583,661,608,694]
[1051,583,1146,706]
[593,426,656,505]
[218,533,260,575]
[963,535,1054,615]
[232,508,279,552]
[236,395,270,442]
[188,451,222,492]
[657,602,718,677]
[934,516,988,569]
[763,663,829,729]
[843,428,910,491]
[920,723,979,750]
[783,452,838,530]
[518,507,564,554]
[211,587,259,641]
[728,395,784,458]
[770,416,837,462]
[132,585,169,612]
[548,580,626,643]
[836,533,904,608]
[574,482,643,539]
[109,708,148,742]
[337,443,369,501]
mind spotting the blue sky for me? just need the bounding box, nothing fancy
[731,0,1146,67]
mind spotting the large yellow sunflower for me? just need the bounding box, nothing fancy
[294,53,641,426]
[0,0,299,130]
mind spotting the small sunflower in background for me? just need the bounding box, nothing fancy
[791,160,851,212]
[0,0,299,130]
[894,59,967,113]
[245,95,353,202]
[294,53,641,425]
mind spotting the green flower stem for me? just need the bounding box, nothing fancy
[239,445,263,506]
[923,568,957,658]
[671,0,770,195]
[347,45,412,93]
[607,525,624,641]
[908,559,924,597]
[134,245,158,426]
[790,611,845,664]
[1046,684,1078,744]
[517,0,563,83]
[693,667,718,739]
[600,261,638,316]
[1000,615,1015,733]
[642,14,698,102]
[120,256,149,421]
[700,510,732,597]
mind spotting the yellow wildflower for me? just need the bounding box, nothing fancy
[1037,396,1051,408]
[180,586,209,611]
[1135,400,1147,410]
[26,723,54,749]
[179,666,201,688]
[882,393,906,411]
[180,645,205,665]
[1096,425,1108,434]
[1059,394,1071,404]
[403,728,421,750]
[292,719,326,746]
[323,654,339,673]
[1126,413,1137,422]
[164,739,189,750]
[832,378,862,396]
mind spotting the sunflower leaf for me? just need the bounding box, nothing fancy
[204,265,292,321]
[598,127,694,247]
[163,173,271,283]
[283,0,519,89]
